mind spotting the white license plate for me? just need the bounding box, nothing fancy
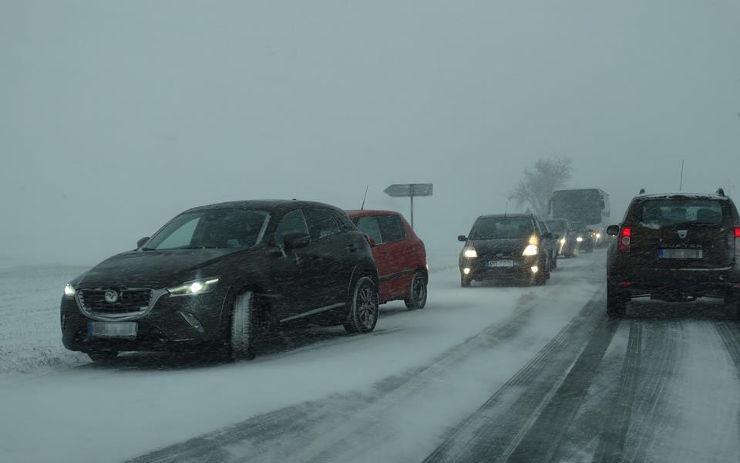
[488,259,514,268]
[88,321,138,338]
[658,248,703,259]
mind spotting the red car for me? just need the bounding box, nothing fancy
[346,210,428,309]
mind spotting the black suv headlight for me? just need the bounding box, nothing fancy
[167,278,220,297]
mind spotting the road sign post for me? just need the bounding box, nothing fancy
[383,183,433,229]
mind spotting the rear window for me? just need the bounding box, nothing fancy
[469,217,533,240]
[635,199,726,228]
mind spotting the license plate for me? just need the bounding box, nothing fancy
[88,321,138,338]
[658,248,703,259]
[488,259,514,268]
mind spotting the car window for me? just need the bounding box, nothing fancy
[636,199,726,228]
[469,217,533,240]
[274,209,309,246]
[331,210,356,231]
[377,215,406,242]
[306,208,341,240]
[355,216,383,244]
[153,216,200,249]
[146,209,270,250]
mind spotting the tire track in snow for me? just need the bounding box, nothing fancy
[714,321,740,379]
[127,287,555,463]
[422,290,612,463]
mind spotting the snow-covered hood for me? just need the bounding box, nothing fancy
[78,249,240,288]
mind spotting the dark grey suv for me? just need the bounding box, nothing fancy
[61,200,379,362]
[606,191,740,319]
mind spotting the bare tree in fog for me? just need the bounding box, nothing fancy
[510,158,572,216]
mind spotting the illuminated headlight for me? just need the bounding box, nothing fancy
[64,283,76,297]
[595,233,602,240]
[168,278,220,297]
[530,265,539,274]
[462,267,471,275]
[463,248,478,258]
[560,238,566,245]
[576,236,584,242]
[522,244,539,256]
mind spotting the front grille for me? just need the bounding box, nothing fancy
[79,289,152,314]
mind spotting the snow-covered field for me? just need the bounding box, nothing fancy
[0,253,738,463]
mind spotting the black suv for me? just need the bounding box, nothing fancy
[606,191,740,319]
[61,200,379,362]
[458,214,553,286]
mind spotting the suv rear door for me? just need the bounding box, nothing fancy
[627,197,734,269]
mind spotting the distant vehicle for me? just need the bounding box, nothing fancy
[570,221,595,253]
[536,217,559,270]
[606,191,740,319]
[458,214,553,287]
[545,218,578,257]
[550,188,610,246]
[61,200,380,362]
[347,210,428,309]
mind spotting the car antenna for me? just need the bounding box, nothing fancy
[504,198,510,216]
[679,159,685,191]
[360,185,369,210]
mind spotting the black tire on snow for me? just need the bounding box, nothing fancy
[461,275,472,287]
[230,291,257,360]
[405,272,428,310]
[726,292,740,320]
[344,276,379,334]
[87,351,118,363]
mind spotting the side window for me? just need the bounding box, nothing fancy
[306,208,341,240]
[274,209,309,246]
[377,215,406,243]
[156,217,200,249]
[355,216,383,244]
[332,210,356,231]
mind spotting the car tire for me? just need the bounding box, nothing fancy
[461,275,472,287]
[344,276,379,334]
[87,351,118,363]
[726,292,740,320]
[606,282,627,318]
[229,291,257,361]
[405,272,428,310]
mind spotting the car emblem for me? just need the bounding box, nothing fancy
[677,230,688,239]
[104,290,119,303]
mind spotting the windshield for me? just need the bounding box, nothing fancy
[145,209,270,250]
[469,217,533,240]
[636,199,725,228]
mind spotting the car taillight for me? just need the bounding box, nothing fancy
[735,227,740,238]
[618,226,632,252]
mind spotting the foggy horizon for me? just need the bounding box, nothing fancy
[2,0,739,266]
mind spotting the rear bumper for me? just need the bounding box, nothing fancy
[609,266,740,298]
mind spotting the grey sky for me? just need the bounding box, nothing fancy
[2,0,739,265]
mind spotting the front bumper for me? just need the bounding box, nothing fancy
[61,289,230,353]
[460,255,540,281]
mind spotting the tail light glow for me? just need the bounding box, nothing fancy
[618,227,632,253]
[734,227,740,238]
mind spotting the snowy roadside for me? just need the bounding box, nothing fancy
[0,251,459,378]
[0,265,90,377]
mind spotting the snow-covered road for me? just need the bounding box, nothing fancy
[1,253,738,463]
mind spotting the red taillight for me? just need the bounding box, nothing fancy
[735,227,740,238]
[618,226,632,252]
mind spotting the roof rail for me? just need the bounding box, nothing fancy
[716,188,725,197]
[639,188,646,194]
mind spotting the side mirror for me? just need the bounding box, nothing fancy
[606,225,620,237]
[366,235,377,247]
[283,232,311,251]
[458,235,468,242]
[137,237,150,249]
[553,233,560,240]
